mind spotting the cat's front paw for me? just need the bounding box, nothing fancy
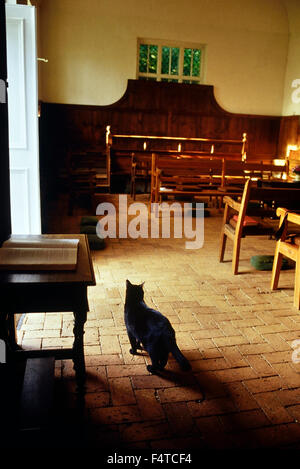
[147,365,158,374]
[129,348,137,355]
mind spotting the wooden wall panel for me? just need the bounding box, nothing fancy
[39,79,300,208]
[278,115,300,157]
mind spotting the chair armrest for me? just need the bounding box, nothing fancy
[223,196,241,212]
[276,207,300,225]
[276,207,288,218]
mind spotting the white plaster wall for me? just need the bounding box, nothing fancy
[281,0,300,116]
[39,0,289,115]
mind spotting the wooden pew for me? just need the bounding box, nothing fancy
[221,160,249,187]
[150,155,236,205]
[17,357,55,447]
[150,153,289,207]
[152,157,239,204]
[221,160,288,188]
[106,125,248,177]
[219,179,300,274]
[106,125,247,155]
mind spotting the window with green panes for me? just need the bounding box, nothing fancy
[137,39,205,84]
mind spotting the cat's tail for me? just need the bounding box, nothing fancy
[166,337,191,371]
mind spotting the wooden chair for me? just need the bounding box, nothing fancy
[271,208,300,309]
[219,179,300,274]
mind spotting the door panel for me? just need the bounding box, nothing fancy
[6,3,41,234]
[0,0,11,244]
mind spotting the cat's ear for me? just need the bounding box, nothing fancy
[126,279,132,287]
[141,281,145,288]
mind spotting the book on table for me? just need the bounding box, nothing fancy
[0,235,80,271]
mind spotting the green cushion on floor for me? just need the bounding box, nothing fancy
[86,234,105,250]
[250,255,290,271]
[80,225,98,234]
[79,218,105,250]
[80,216,99,226]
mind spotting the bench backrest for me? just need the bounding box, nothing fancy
[222,161,287,186]
[107,126,247,159]
[235,180,300,232]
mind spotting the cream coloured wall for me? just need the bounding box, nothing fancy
[281,0,300,116]
[38,0,289,115]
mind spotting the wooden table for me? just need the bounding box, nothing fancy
[0,234,96,393]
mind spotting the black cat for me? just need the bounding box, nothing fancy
[124,280,191,373]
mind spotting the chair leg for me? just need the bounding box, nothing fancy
[219,231,227,262]
[232,236,241,275]
[271,246,283,290]
[294,250,300,309]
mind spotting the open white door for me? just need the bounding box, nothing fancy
[5,3,41,234]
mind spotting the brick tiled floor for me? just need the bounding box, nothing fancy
[17,195,300,449]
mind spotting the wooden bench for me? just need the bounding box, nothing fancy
[18,357,55,442]
[150,156,288,206]
[219,179,300,274]
[221,160,288,188]
[150,155,226,204]
[106,125,248,177]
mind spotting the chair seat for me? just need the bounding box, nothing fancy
[228,218,274,236]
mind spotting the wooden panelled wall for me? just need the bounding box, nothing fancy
[39,79,300,199]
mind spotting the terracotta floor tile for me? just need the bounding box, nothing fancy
[19,200,300,449]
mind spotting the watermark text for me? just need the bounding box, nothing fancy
[96,195,204,249]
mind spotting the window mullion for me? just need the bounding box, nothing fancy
[157,44,162,81]
[146,45,150,74]
[178,47,184,83]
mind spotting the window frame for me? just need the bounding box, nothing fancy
[137,38,206,84]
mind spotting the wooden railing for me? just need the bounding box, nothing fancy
[106,126,248,163]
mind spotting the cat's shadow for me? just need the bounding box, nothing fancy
[133,347,204,396]
[142,363,205,403]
